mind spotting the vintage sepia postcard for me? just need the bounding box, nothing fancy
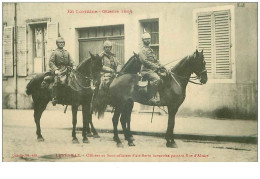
[2,2,257,162]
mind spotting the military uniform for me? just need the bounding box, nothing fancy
[49,48,74,72]
[99,51,119,73]
[138,37,162,105]
[138,45,161,82]
[49,36,74,106]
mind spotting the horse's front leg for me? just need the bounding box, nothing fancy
[82,104,90,143]
[120,101,135,146]
[165,105,178,148]
[33,100,48,142]
[89,119,100,138]
[112,107,123,147]
[72,105,79,144]
[125,101,135,146]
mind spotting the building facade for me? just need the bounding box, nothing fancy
[2,3,257,119]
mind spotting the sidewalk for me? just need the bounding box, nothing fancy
[2,109,258,144]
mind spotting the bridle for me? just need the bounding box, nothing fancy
[165,53,207,85]
[67,59,97,90]
[169,68,207,86]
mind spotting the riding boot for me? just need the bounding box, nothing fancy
[148,92,161,105]
[52,76,59,106]
[147,80,161,105]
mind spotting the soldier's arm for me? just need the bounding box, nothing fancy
[114,57,122,72]
[49,51,59,72]
[138,50,160,71]
[68,53,75,68]
[102,66,115,73]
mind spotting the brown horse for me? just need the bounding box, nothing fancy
[94,50,207,148]
[26,52,103,143]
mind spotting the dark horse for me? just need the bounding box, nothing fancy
[26,52,103,143]
[94,50,207,148]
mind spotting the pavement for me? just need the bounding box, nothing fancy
[2,109,258,144]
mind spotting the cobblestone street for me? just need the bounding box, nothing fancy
[3,110,257,162]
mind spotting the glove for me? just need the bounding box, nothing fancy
[55,70,61,75]
[158,71,167,77]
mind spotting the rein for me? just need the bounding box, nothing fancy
[169,71,203,85]
[70,68,93,89]
[67,65,94,89]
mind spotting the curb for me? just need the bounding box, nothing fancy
[72,128,258,144]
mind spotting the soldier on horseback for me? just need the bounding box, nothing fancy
[138,32,165,105]
[99,40,121,88]
[100,40,120,74]
[49,37,74,105]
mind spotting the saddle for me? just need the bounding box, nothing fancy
[41,68,69,89]
[136,74,149,94]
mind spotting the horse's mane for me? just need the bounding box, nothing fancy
[119,55,142,74]
[170,54,193,73]
[76,57,91,71]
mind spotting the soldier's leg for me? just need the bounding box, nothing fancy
[147,72,161,104]
[52,76,59,106]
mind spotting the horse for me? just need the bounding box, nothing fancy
[26,52,103,143]
[93,50,207,148]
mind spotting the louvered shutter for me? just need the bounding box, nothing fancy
[3,26,14,76]
[214,10,231,79]
[17,26,27,76]
[110,38,125,65]
[46,22,59,71]
[197,12,213,76]
[197,10,232,79]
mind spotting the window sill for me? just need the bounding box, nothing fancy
[2,76,8,81]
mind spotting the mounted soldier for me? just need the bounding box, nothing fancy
[49,37,74,106]
[138,32,165,105]
[99,40,121,88]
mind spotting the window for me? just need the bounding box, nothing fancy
[31,24,47,73]
[194,6,235,82]
[140,20,159,59]
[28,22,59,73]
[78,25,124,64]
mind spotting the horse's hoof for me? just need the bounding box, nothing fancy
[129,136,135,141]
[72,138,79,144]
[93,134,100,138]
[37,137,44,142]
[86,133,93,137]
[166,142,177,148]
[128,141,135,146]
[117,143,124,148]
[83,138,90,143]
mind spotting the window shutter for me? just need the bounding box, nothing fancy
[197,10,232,79]
[46,22,59,71]
[3,26,14,76]
[17,26,27,76]
[110,39,125,65]
[214,10,231,79]
[197,12,213,76]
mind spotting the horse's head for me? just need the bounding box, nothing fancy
[190,50,208,84]
[89,51,103,78]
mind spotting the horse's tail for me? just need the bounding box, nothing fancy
[92,87,110,118]
[26,73,45,95]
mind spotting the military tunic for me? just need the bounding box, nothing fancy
[138,45,161,82]
[138,46,161,72]
[49,48,74,72]
[99,51,120,72]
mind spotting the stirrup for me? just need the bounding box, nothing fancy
[147,98,160,105]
